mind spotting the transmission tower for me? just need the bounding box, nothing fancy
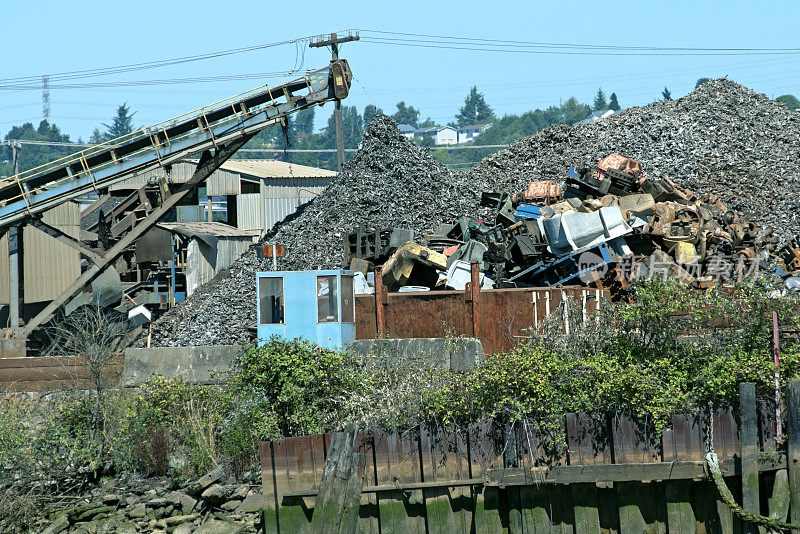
[41,74,50,122]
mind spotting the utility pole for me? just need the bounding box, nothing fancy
[10,141,21,176]
[310,30,359,171]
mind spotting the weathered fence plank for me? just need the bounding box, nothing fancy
[739,383,760,534]
[273,437,313,531]
[420,425,472,534]
[356,431,379,534]
[567,413,606,534]
[467,420,505,533]
[786,381,800,533]
[373,428,426,534]
[260,441,279,533]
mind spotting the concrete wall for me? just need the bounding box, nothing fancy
[122,345,241,386]
[122,337,482,387]
[347,337,484,371]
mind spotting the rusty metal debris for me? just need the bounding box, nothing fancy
[349,153,800,299]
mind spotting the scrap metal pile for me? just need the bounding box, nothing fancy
[351,153,794,299]
[140,80,800,347]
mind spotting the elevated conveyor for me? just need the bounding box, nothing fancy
[0,60,351,227]
[0,60,352,342]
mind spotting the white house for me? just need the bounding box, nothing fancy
[575,109,616,125]
[397,124,417,139]
[415,125,458,146]
[457,123,492,144]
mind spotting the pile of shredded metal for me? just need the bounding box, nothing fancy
[469,79,800,240]
[141,80,800,347]
[141,116,475,346]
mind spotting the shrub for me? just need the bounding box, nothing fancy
[424,280,800,436]
[228,338,364,435]
[115,375,281,478]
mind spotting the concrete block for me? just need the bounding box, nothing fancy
[0,337,26,358]
[122,345,241,386]
[348,337,483,371]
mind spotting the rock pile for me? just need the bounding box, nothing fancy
[40,468,263,534]
[142,80,800,347]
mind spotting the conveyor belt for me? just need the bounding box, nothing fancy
[0,60,351,227]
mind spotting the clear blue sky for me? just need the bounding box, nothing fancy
[2,0,799,141]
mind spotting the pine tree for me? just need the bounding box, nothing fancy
[392,102,420,128]
[363,104,383,128]
[293,108,315,139]
[103,103,137,140]
[456,86,495,127]
[662,87,672,101]
[608,92,620,111]
[593,88,608,111]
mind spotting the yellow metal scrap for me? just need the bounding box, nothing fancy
[380,241,447,290]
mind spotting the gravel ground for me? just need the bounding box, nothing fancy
[140,79,800,347]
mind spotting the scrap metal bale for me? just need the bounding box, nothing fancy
[344,226,414,264]
[512,180,562,206]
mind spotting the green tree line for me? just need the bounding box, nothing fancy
[4,78,799,176]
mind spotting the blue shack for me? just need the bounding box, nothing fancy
[255,270,356,350]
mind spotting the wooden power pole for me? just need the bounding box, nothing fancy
[310,31,359,171]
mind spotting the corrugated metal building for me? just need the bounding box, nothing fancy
[158,222,256,296]
[108,159,334,236]
[0,202,80,304]
[108,162,241,196]
[219,159,335,236]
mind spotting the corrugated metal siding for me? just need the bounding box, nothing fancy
[0,234,9,304]
[262,176,331,233]
[175,205,206,222]
[206,168,240,196]
[0,202,81,304]
[109,162,240,195]
[185,236,254,296]
[236,194,264,236]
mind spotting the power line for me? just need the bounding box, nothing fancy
[359,29,800,53]
[5,139,510,152]
[0,70,310,91]
[0,37,312,86]
[360,37,800,57]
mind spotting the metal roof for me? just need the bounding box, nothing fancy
[158,221,255,239]
[415,125,457,134]
[458,123,492,132]
[219,159,337,179]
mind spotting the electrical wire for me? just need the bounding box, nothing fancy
[360,36,800,57]
[0,37,310,86]
[358,29,800,53]
[0,70,310,91]
[4,139,510,152]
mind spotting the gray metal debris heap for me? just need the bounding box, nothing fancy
[141,80,800,347]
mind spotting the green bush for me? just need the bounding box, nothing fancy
[423,280,800,436]
[228,338,364,435]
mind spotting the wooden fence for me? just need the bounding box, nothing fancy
[260,383,800,533]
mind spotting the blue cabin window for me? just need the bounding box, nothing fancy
[316,275,338,323]
[259,276,284,324]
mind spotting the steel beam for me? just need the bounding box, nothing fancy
[8,226,20,329]
[23,133,255,336]
[29,219,105,265]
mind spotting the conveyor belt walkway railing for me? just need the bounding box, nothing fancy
[0,61,349,228]
[1,59,351,339]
